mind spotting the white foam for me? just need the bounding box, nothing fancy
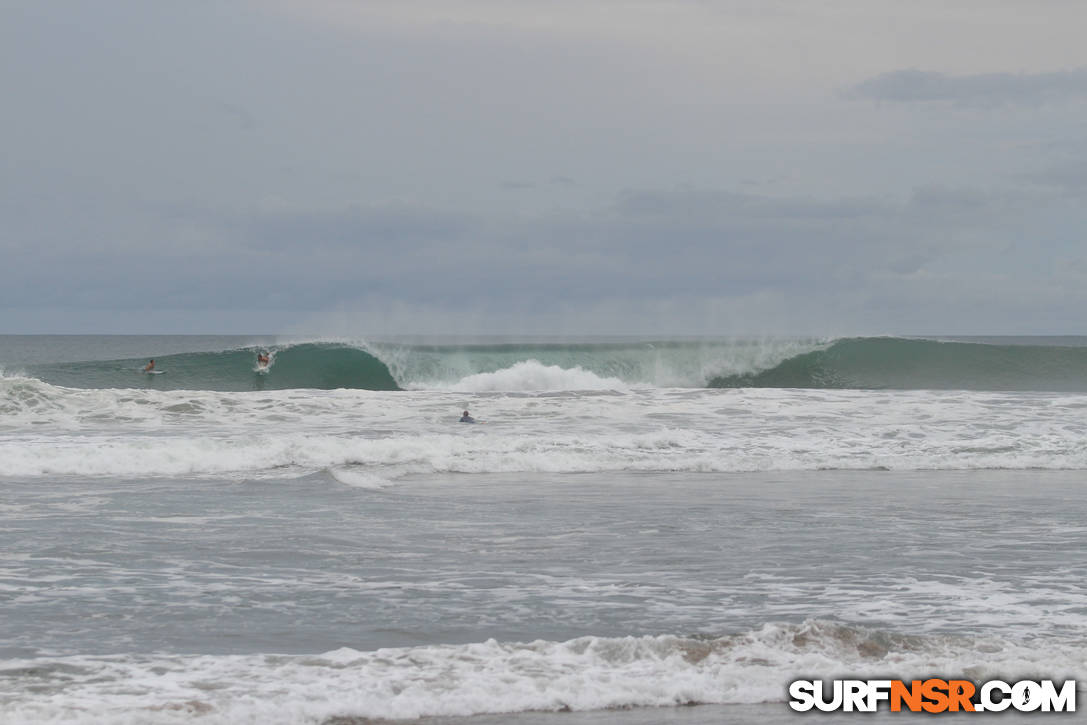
[365,339,830,389]
[2,622,1081,724]
[4,376,1087,479]
[328,467,392,489]
[443,360,628,392]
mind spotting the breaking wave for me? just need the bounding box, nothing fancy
[710,336,1087,391]
[16,336,1087,392]
[25,342,400,392]
[5,373,1087,479]
[2,621,1080,724]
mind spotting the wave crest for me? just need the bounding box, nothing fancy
[2,621,1075,724]
[18,336,1087,393]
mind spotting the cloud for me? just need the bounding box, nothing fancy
[846,68,1087,105]
[209,100,258,132]
[615,188,891,221]
[3,179,1084,333]
[4,2,1087,334]
[1022,161,1087,192]
[242,203,473,250]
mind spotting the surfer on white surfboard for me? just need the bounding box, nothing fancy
[143,359,155,373]
[459,410,476,423]
[257,352,270,368]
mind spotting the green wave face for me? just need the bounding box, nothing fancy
[31,343,400,391]
[709,337,1087,391]
[22,337,1087,392]
[23,338,826,391]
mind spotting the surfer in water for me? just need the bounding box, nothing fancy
[143,359,155,372]
[257,352,270,368]
[459,410,476,423]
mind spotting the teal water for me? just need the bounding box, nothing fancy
[6,335,1087,392]
[709,336,1087,391]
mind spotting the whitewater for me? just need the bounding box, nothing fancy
[2,335,1085,724]
[19,334,1087,392]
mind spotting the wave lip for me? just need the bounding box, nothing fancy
[2,621,1078,724]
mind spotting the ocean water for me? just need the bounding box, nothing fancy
[1,335,1085,723]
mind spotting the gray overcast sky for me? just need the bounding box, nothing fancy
[3,0,1086,334]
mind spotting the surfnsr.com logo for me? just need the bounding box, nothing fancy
[789,679,1076,713]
